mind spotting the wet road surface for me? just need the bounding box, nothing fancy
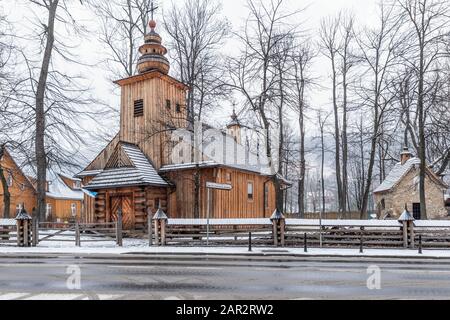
[0,253,450,299]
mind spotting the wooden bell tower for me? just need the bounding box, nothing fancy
[114,14,188,170]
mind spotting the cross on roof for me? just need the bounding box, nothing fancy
[150,1,159,21]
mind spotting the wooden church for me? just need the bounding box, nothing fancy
[77,18,277,229]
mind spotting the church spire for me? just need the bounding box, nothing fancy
[137,3,170,75]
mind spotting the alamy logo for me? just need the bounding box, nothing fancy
[66,265,81,290]
[366,265,381,290]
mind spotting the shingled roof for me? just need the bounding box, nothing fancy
[84,142,168,190]
[374,157,447,193]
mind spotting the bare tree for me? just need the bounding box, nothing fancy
[226,0,299,212]
[396,0,450,219]
[163,0,229,125]
[15,0,107,221]
[354,2,401,218]
[93,0,153,80]
[289,43,315,217]
[319,14,345,215]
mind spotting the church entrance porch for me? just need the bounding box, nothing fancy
[92,186,168,230]
[109,194,135,230]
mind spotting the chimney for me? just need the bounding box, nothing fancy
[400,147,413,165]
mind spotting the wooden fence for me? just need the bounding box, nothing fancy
[0,219,17,246]
[149,217,450,250]
[159,219,273,246]
[37,221,121,247]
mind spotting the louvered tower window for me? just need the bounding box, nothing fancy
[134,99,144,117]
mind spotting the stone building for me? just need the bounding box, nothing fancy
[373,147,448,220]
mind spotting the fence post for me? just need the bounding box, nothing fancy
[75,222,81,247]
[153,218,160,246]
[147,208,153,246]
[402,221,408,248]
[398,205,415,249]
[359,227,364,253]
[153,205,168,246]
[248,232,252,252]
[15,207,32,247]
[270,209,285,247]
[32,209,38,247]
[409,220,415,249]
[304,233,307,253]
[418,235,422,254]
[116,208,123,247]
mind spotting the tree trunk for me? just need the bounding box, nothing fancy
[331,56,343,215]
[361,119,378,219]
[342,70,348,216]
[298,108,305,217]
[0,166,10,219]
[0,146,10,219]
[418,38,427,220]
[35,0,59,222]
[193,164,200,218]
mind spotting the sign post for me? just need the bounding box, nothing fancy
[206,182,232,246]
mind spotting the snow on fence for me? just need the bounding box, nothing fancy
[37,221,121,247]
[0,219,17,246]
[153,218,450,249]
[163,218,273,246]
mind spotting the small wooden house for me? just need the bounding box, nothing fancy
[0,148,36,218]
[45,174,84,222]
[374,147,448,220]
[77,19,279,229]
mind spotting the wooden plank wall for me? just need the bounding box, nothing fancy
[93,186,168,229]
[164,167,276,219]
[119,76,187,170]
[0,151,37,217]
[213,168,275,219]
[85,133,120,171]
[46,197,83,222]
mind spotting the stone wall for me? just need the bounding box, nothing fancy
[374,167,448,219]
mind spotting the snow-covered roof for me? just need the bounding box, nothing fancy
[84,143,168,190]
[46,174,84,201]
[374,158,421,193]
[76,169,103,178]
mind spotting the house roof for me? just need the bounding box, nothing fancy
[84,142,168,190]
[374,157,448,193]
[47,173,84,201]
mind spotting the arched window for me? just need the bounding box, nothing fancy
[71,203,77,217]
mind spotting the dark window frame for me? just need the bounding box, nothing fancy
[134,99,144,117]
[247,181,254,201]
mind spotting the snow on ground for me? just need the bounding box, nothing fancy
[1,242,450,258]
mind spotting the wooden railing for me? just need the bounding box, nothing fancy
[150,217,450,250]
[162,219,273,246]
[37,221,121,247]
[0,219,17,245]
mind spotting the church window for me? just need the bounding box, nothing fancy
[247,181,254,201]
[134,99,144,117]
[6,171,13,187]
[176,103,181,113]
[166,99,171,110]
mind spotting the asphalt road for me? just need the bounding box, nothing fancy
[0,253,450,300]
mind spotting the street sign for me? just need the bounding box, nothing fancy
[206,182,232,190]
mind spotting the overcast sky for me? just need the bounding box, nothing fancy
[3,0,381,172]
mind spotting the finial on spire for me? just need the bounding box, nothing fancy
[150,1,159,21]
[148,1,159,30]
